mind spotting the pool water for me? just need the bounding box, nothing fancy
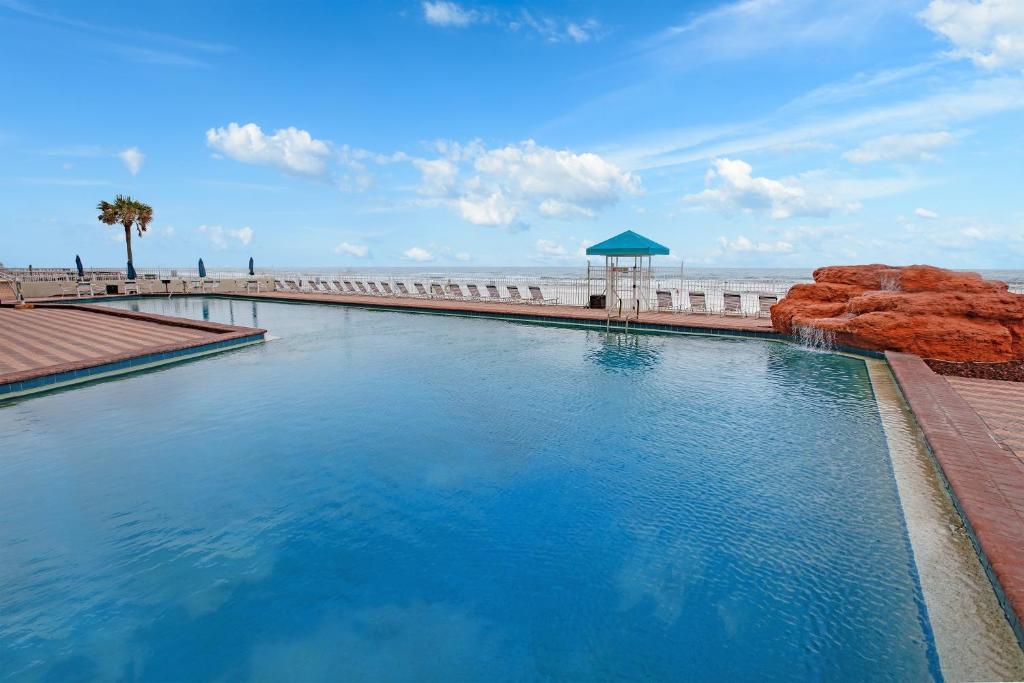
[0,298,939,681]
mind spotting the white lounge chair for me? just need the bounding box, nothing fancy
[758,294,778,318]
[355,281,368,294]
[485,284,503,302]
[722,292,744,317]
[380,282,395,296]
[656,289,674,312]
[414,282,429,297]
[430,283,445,298]
[466,284,482,299]
[506,285,525,303]
[447,283,467,299]
[284,279,301,292]
[528,285,556,304]
[396,282,414,296]
[688,291,708,314]
[367,281,383,295]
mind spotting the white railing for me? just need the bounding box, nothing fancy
[263,271,795,315]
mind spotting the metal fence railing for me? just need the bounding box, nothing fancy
[260,271,797,315]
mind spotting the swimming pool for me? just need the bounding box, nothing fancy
[0,297,940,680]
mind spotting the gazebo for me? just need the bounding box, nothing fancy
[586,230,670,317]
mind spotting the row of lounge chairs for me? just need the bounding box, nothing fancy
[656,290,778,318]
[273,279,559,305]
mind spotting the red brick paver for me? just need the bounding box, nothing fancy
[230,291,777,334]
[0,304,265,386]
[946,376,1024,464]
[887,351,1024,641]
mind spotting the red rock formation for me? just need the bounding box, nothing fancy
[771,264,1024,362]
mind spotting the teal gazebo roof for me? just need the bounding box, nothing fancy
[585,230,670,257]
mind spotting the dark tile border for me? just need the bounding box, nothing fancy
[887,350,1024,647]
[0,303,266,389]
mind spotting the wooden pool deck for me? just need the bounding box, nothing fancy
[228,290,778,335]
[0,303,265,398]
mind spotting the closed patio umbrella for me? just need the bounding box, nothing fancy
[198,258,207,278]
[75,254,84,279]
[126,261,137,280]
[248,257,254,276]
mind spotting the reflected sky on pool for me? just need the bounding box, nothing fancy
[0,298,939,681]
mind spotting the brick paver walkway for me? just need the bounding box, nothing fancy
[0,304,264,386]
[888,352,1024,642]
[946,376,1024,465]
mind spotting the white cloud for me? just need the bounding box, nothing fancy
[717,235,794,253]
[454,251,472,261]
[915,207,940,219]
[537,199,596,219]
[403,246,434,262]
[643,0,907,64]
[843,131,954,163]
[233,226,253,246]
[412,157,459,196]
[610,76,1024,172]
[511,11,601,43]
[920,0,1024,69]
[430,139,639,227]
[119,147,144,175]
[476,140,640,202]
[205,122,331,176]
[684,158,837,219]
[535,238,567,256]
[422,1,478,27]
[456,189,518,226]
[334,241,369,258]
[198,224,253,249]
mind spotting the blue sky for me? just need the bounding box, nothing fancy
[1,0,1022,269]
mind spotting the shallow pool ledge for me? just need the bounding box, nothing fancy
[0,303,266,400]
[887,350,1024,649]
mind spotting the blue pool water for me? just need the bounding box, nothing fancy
[0,298,938,681]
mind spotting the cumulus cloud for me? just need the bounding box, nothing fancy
[403,246,433,262]
[198,224,252,249]
[456,189,518,226]
[684,158,836,219]
[717,235,794,254]
[437,140,640,228]
[422,1,478,27]
[206,122,331,175]
[915,207,940,219]
[843,131,954,163]
[334,241,369,257]
[412,157,459,196]
[919,0,1024,69]
[119,147,144,175]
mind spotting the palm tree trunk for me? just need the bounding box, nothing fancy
[124,226,133,265]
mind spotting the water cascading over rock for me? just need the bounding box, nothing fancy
[771,264,1024,363]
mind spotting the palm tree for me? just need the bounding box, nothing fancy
[97,195,153,267]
